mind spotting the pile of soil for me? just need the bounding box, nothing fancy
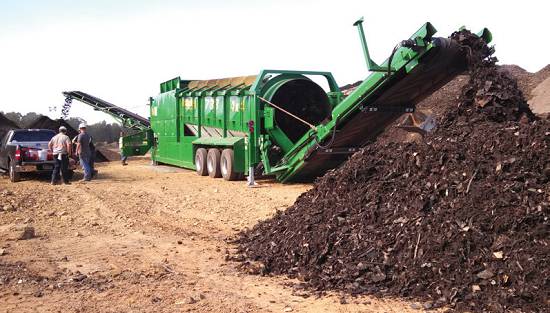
[350,62,550,145]
[500,64,550,98]
[0,113,19,139]
[415,64,550,116]
[528,77,550,115]
[234,30,549,312]
[378,64,550,145]
[27,116,109,162]
[26,116,79,139]
[94,142,121,161]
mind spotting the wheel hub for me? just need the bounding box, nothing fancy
[221,157,227,176]
[196,156,202,171]
[207,157,214,173]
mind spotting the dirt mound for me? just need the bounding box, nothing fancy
[499,65,537,97]
[26,116,79,139]
[0,113,19,139]
[26,116,109,162]
[371,63,550,146]
[500,64,550,99]
[535,64,550,82]
[528,77,550,115]
[234,31,549,313]
[338,64,550,147]
[95,142,121,161]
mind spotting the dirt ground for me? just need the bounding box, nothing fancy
[0,159,433,313]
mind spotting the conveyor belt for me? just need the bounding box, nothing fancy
[289,38,467,181]
[62,91,150,129]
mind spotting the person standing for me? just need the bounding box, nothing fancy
[119,131,128,166]
[76,123,93,182]
[48,126,72,185]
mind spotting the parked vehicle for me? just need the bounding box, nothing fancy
[0,129,75,182]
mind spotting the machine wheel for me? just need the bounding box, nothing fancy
[220,149,240,181]
[207,149,222,178]
[9,160,20,183]
[195,148,208,176]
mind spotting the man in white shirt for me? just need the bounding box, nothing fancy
[48,126,72,185]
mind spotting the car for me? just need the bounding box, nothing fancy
[0,129,75,182]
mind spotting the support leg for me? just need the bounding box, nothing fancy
[247,166,258,187]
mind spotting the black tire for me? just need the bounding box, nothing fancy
[221,149,240,181]
[195,148,208,176]
[9,160,20,183]
[207,148,222,178]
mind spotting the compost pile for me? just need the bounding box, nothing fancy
[0,113,19,139]
[27,116,79,139]
[235,30,549,312]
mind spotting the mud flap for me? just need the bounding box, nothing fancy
[122,129,153,156]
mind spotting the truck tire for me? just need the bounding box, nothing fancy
[221,149,240,181]
[9,160,20,183]
[195,148,208,176]
[207,149,222,178]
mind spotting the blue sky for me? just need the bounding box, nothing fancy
[0,0,548,123]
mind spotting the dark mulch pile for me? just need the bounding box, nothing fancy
[26,116,80,139]
[234,30,550,312]
[0,113,19,139]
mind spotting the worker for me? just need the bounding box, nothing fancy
[48,126,72,185]
[76,123,93,182]
[119,131,128,166]
[72,131,97,177]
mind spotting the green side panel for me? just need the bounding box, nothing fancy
[203,96,215,128]
[153,136,195,169]
[182,97,197,125]
[151,91,182,163]
[264,106,274,130]
[194,97,200,124]
[192,136,243,147]
[122,129,153,156]
[233,140,245,173]
[215,96,225,130]
[228,96,244,132]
